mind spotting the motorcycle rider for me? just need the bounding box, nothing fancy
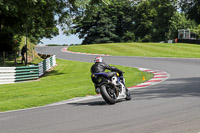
[91,56,131,99]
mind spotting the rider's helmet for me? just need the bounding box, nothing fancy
[94,56,103,63]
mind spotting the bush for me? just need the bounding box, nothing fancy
[46,44,61,46]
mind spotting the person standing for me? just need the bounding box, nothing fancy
[21,45,28,64]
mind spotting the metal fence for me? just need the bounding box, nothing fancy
[0,51,18,66]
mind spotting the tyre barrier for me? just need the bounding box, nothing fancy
[0,55,56,84]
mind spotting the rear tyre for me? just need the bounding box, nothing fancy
[100,85,116,105]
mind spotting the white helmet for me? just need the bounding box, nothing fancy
[94,56,103,63]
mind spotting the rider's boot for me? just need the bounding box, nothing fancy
[95,86,100,94]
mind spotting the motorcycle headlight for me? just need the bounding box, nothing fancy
[116,73,119,77]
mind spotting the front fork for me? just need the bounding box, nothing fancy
[119,76,125,85]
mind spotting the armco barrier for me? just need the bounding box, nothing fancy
[0,55,56,84]
[0,66,39,84]
[15,66,39,81]
[0,67,16,84]
[38,55,56,77]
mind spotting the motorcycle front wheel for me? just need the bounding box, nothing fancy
[100,85,116,105]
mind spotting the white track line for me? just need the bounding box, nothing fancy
[61,47,110,56]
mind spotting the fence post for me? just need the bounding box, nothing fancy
[43,59,46,74]
[3,51,5,66]
[53,55,56,66]
[14,51,17,65]
[38,62,43,77]
[50,56,53,67]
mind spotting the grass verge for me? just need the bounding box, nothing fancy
[68,43,200,58]
[0,59,153,112]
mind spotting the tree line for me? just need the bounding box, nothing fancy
[0,0,200,52]
[69,0,200,44]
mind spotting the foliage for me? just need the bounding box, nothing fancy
[69,0,197,43]
[134,0,178,42]
[46,44,63,46]
[0,32,21,52]
[180,0,200,24]
[133,0,155,42]
[0,0,75,52]
[77,9,117,44]
[1,0,200,48]
[0,0,112,51]
[169,12,197,39]
[191,25,200,39]
[71,0,136,44]
[179,0,200,38]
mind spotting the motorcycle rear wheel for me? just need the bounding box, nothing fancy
[100,85,116,105]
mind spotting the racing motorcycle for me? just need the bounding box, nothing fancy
[91,72,131,104]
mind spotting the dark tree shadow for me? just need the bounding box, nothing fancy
[132,77,200,100]
[67,77,200,106]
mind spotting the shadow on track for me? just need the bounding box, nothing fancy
[68,101,107,106]
[133,77,200,99]
[68,99,126,106]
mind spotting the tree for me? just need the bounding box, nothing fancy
[152,0,177,41]
[169,12,197,39]
[0,0,112,51]
[67,0,197,44]
[191,24,200,39]
[0,0,69,52]
[133,0,156,42]
[133,0,178,42]
[179,0,200,24]
[76,10,117,44]
[71,0,136,44]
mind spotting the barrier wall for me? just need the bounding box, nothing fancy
[38,55,56,76]
[0,55,56,84]
[177,39,200,44]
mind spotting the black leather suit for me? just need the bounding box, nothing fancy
[91,62,122,76]
[91,62,130,97]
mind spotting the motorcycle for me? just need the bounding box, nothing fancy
[91,72,131,104]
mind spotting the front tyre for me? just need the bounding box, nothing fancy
[100,85,116,105]
[125,91,132,101]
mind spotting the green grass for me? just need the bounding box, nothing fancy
[0,59,153,112]
[68,43,200,58]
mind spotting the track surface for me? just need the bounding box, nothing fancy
[1,46,200,133]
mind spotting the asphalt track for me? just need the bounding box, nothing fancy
[1,46,200,133]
